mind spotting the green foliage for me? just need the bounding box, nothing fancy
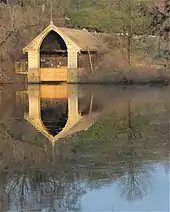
[69,7,123,32]
[68,0,150,34]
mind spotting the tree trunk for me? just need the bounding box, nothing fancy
[127,0,132,66]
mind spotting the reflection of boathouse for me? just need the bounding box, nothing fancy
[18,22,100,83]
[24,84,100,143]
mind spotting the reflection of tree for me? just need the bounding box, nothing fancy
[117,165,153,201]
[164,104,170,174]
[117,101,153,202]
[1,168,84,212]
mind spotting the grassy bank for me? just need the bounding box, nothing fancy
[78,34,169,85]
[79,67,169,85]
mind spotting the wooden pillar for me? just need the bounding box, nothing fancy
[68,50,78,68]
[67,50,79,83]
[27,49,40,82]
[28,49,40,69]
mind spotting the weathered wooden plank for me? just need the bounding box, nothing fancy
[40,67,67,82]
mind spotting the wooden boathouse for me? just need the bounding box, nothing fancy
[21,22,100,83]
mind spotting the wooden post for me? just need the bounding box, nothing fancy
[68,50,78,68]
[28,49,40,69]
[27,49,40,82]
[67,50,79,83]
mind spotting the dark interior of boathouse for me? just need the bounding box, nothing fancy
[40,30,97,70]
[40,30,68,68]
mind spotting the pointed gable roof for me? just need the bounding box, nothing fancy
[58,27,100,51]
[23,23,100,53]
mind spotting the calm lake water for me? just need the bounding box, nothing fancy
[0,84,169,212]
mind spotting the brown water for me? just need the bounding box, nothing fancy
[0,84,169,212]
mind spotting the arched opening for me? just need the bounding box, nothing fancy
[40,30,67,68]
[40,99,68,137]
